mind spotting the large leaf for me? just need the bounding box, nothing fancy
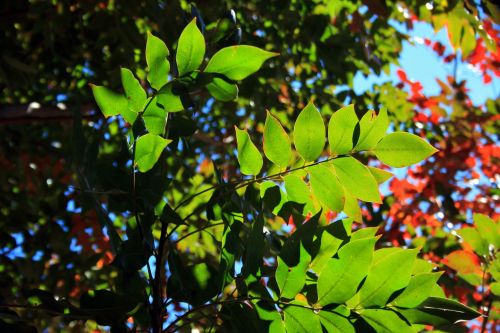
[374,132,438,167]
[146,32,170,90]
[263,111,292,168]
[120,68,147,113]
[391,272,442,308]
[284,175,310,204]
[283,302,322,333]
[401,297,481,325]
[135,133,171,172]
[142,96,167,135]
[293,102,325,161]
[317,237,377,305]
[355,108,389,151]
[275,245,310,299]
[328,104,358,156]
[90,85,127,118]
[204,45,278,80]
[318,310,354,333]
[176,18,205,76]
[235,127,263,176]
[206,77,238,101]
[360,309,413,333]
[309,165,344,212]
[332,157,381,203]
[357,248,418,307]
[156,83,184,112]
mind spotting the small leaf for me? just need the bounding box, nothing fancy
[283,301,322,333]
[135,133,171,172]
[204,45,278,80]
[358,248,418,307]
[332,157,381,203]
[355,108,389,151]
[360,309,413,333]
[275,246,310,299]
[206,77,238,101]
[120,68,147,113]
[328,104,358,155]
[143,96,167,135]
[235,127,263,176]
[146,32,170,90]
[176,18,205,76]
[317,237,377,305]
[391,272,443,308]
[374,132,438,167]
[263,111,292,168]
[90,85,127,118]
[157,83,184,112]
[293,102,325,161]
[309,165,344,212]
[367,166,393,184]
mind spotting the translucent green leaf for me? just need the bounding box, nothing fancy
[318,310,354,333]
[401,297,481,325]
[204,45,278,80]
[358,248,418,307]
[235,127,263,176]
[135,133,171,172]
[275,246,310,299]
[317,237,377,305]
[374,132,438,167]
[343,191,362,222]
[157,83,184,112]
[90,84,127,118]
[142,96,167,135]
[457,227,489,256]
[391,272,442,308]
[474,213,500,249]
[355,108,389,151]
[206,77,238,101]
[146,32,170,90]
[263,111,291,168]
[360,309,413,333]
[120,68,147,113]
[367,166,393,184]
[309,165,344,212]
[332,157,381,203]
[284,175,310,204]
[176,18,205,77]
[328,104,358,156]
[293,102,325,161]
[284,302,322,333]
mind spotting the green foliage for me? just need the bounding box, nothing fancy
[146,32,170,90]
[263,111,292,168]
[293,102,325,162]
[134,134,171,172]
[176,18,205,77]
[374,132,438,167]
[235,127,262,176]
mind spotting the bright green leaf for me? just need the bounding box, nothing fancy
[135,133,171,172]
[343,191,362,222]
[355,108,389,151]
[360,309,413,333]
[206,77,238,101]
[146,32,170,90]
[176,18,205,77]
[120,68,147,113]
[284,302,322,333]
[235,127,263,176]
[284,175,310,204]
[332,157,381,203]
[374,132,438,168]
[293,102,325,161]
[309,165,344,212]
[90,84,127,118]
[275,245,310,299]
[263,111,292,168]
[157,83,184,112]
[328,104,358,155]
[204,45,278,80]
[367,166,393,184]
[457,227,489,256]
[318,310,354,333]
[391,272,443,308]
[474,213,500,249]
[143,96,167,135]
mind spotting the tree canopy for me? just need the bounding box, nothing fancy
[0,0,499,332]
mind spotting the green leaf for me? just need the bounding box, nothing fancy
[355,108,389,151]
[328,104,358,156]
[293,102,325,161]
[142,96,167,135]
[367,166,393,184]
[204,45,278,80]
[309,165,344,212]
[474,213,500,249]
[90,84,127,118]
[135,133,171,172]
[401,297,481,325]
[358,248,418,307]
[176,18,205,77]
[360,309,413,333]
[120,68,147,113]
[263,111,292,168]
[275,245,310,299]
[457,227,489,256]
[318,310,355,333]
[284,175,310,204]
[235,127,263,176]
[283,302,322,333]
[343,191,362,222]
[206,77,238,101]
[391,273,442,308]
[157,83,184,112]
[332,157,381,203]
[374,132,438,168]
[317,237,377,305]
[146,32,170,90]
